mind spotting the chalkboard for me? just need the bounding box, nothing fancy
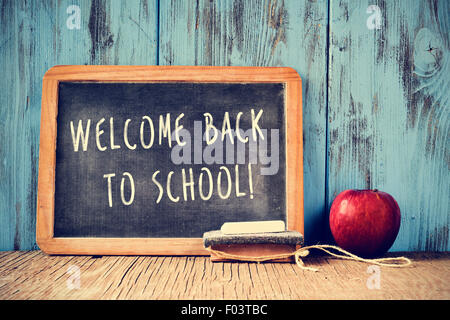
[36,66,303,255]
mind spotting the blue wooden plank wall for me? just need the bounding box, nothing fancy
[0,0,448,251]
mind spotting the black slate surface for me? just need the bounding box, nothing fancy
[53,82,286,238]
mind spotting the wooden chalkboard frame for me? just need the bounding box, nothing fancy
[36,66,303,255]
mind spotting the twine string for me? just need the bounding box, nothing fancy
[206,244,412,272]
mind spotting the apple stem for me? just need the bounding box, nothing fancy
[373,189,379,192]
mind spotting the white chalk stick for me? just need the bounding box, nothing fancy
[220,220,286,235]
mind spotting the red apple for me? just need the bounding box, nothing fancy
[329,189,401,258]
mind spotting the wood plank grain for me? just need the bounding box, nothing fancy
[327,0,449,251]
[54,0,158,65]
[159,0,329,245]
[0,0,51,250]
[1,0,448,253]
[0,251,449,299]
[0,0,158,250]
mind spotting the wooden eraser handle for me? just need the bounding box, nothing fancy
[220,220,286,235]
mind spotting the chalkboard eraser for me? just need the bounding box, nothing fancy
[220,220,286,235]
[202,229,303,263]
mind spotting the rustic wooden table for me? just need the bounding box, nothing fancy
[0,251,448,300]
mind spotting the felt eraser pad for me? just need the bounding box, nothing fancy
[203,230,304,248]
